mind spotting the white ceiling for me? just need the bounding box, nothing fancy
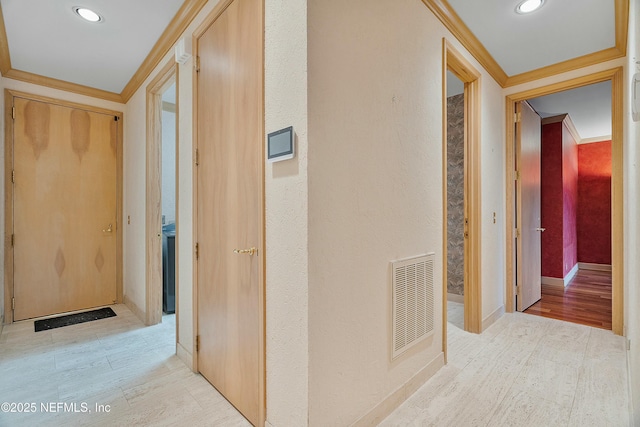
[528,81,612,141]
[447,0,616,76]
[0,0,619,135]
[1,0,184,93]
[445,0,616,140]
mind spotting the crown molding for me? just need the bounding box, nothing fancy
[3,68,123,103]
[421,0,508,86]
[422,0,629,89]
[120,0,208,102]
[504,47,626,88]
[0,0,630,101]
[0,0,207,104]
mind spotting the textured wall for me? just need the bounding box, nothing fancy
[447,94,464,295]
[161,108,176,224]
[265,0,309,424]
[307,0,506,423]
[540,119,578,278]
[577,141,611,265]
[541,122,564,277]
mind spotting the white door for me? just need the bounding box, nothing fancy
[516,101,542,311]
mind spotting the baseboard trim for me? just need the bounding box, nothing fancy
[542,264,579,288]
[177,342,194,371]
[565,264,579,284]
[124,294,146,324]
[482,305,504,332]
[351,352,445,426]
[578,262,612,272]
[541,276,565,287]
[447,293,464,304]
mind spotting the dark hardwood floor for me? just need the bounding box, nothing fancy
[524,269,612,330]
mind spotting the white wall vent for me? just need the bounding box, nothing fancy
[391,253,435,359]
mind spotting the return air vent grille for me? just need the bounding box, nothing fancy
[392,253,435,359]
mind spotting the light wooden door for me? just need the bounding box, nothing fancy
[196,0,264,425]
[516,101,542,311]
[12,97,118,321]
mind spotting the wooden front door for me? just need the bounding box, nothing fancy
[195,0,264,425]
[12,96,118,321]
[516,101,542,311]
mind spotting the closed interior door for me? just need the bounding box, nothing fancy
[196,0,264,424]
[13,97,118,321]
[516,101,542,311]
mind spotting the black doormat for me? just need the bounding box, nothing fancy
[34,307,117,332]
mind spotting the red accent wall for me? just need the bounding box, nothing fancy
[577,141,612,264]
[541,122,564,278]
[540,120,578,279]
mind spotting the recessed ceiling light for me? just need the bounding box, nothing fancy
[515,0,545,14]
[73,6,104,23]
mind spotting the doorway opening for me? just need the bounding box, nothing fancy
[445,70,465,332]
[505,68,624,335]
[146,61,178,336]
[521,83,613,330]
[442,39,483,365]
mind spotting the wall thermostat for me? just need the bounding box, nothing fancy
[267,126,294,162]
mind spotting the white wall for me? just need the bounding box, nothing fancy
[264,0,309,425]
[307,0,505,424]
[161,108,176,224]
[626,0,640,422]
[481,62,507,326]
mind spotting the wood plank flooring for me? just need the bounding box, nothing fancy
[382,302,630,426]
[525,269,612,330]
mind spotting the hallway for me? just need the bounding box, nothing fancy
[381,302,630,426]
[0,303,630,426]
[0,305,248,426]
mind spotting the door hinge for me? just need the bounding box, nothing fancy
[195,56,200,73]
[12,107,16,120]
[195,335,200,352]
[195,242,199,260]
[195,148,199,166]
[514,112,521,123]
[11,234,14,246]
[515,228,520,238]
[12,297,15,310]
[515,171,520,180]
[114,115,120,122]
[11,170,15,183]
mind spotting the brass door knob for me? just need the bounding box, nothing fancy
[103,223,113,233]
[233,247,257,256]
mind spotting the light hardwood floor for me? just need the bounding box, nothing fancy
[0,304,249,426]
[382,302,630,426]
[0,303,631,426]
